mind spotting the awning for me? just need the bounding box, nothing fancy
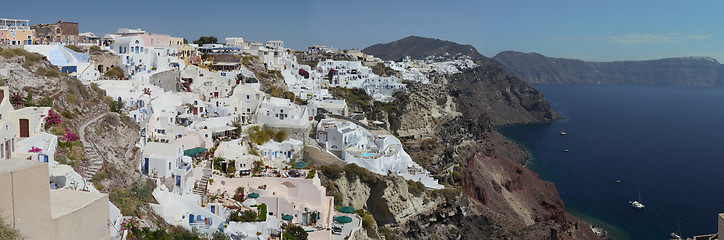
[281,214,293,221]
[184,147,208,157]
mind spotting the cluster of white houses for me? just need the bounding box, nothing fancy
[0,84,121,240]
[0,17,495,239]
[316,118,442,189]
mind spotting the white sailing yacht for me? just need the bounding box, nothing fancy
[629,189,645,209]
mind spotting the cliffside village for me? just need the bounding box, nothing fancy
[0,18,480,240]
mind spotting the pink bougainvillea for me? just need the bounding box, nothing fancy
[120,217,141,240]
[63,128,79,143]
[143,87,151,96]
[45,109,62,127]
[233,191,245,202]
[29,146,42,153]
[10,92,24,108]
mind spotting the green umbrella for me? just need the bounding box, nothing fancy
[293,161,308,169]
[334,216,352,224]
[281,214,294,221]
[183,147,208,157]
[339,206,355,213]
[247,192,260,198]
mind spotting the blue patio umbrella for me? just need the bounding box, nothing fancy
[247,192,260,198]
[281,214,294,221]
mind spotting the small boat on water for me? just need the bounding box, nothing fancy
[564,149,570,152]
[629,200,645,209]
[560,131,567,135]
[630,189,645,210]
[670,219,682,239]
[616,180,621,183]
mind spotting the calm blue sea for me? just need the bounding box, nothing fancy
[500,84,724,240]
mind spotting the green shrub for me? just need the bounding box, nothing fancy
[258,71,282,79]
[273,130,288,142]
[126,225,204,240]
[65,78,89,99]
[371,62,396,77]
[228,210,257,222]
[92,170,109,182]
[50,126,65,136]
[109,179,156,215]
[36,67,61,78]
[282,224,308,240]
[227,160,236,175]
[90,82,103,93]
[105,66,125,79]
[110,99,124,113]
[93,180,104,191]
[61,110,75,119]
[65,93,77,104]
[379,227,397,240]
[407,179,426,197]
[0,48,43,66]
[0,214,22,240]
[248,144,260,156]
[212,157,225,171]
[212,231,230,240]
[241,55,259,65]
[431,187,463,200]
[89,46,101,52]
[109,188,136,215]
[65,45,83,53]
[267,70,282,78]
[344,163,378,185]
[320,164,342,180]
[306,169,316,179]
[251,204,267,221]
[247,125,278,145]
[36,96,53,107]
[193,36,218,45]
[360,211,376,232]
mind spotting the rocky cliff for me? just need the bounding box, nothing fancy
[493,51,724,86]
[313,37,599,239]
[0,49,154,219]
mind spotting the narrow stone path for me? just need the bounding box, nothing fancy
[77,111,109,180]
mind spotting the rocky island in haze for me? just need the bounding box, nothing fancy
[494,51,724,86]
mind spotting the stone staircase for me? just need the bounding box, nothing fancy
[192,167,212,195]
[40,137,53,152]
[75,109,110,182]
[81,143,104,180]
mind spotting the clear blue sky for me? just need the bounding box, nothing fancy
[3,0,722,62]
